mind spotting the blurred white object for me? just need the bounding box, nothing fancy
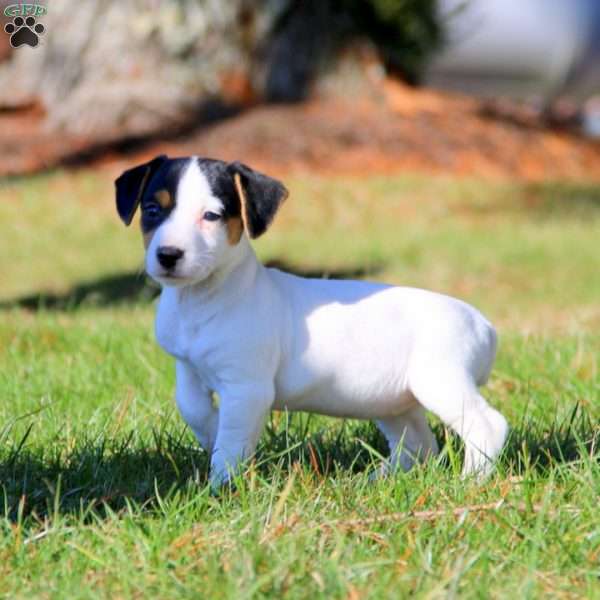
[583,97,600,138]
[426,0,600,107]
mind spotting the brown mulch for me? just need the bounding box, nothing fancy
[1,79,599,180]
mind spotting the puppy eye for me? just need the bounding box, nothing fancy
[203,211,221,222]
[143,203,161,219]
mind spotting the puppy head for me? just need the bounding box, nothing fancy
[115,155,288,287]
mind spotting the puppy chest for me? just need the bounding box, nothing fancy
[156,316,189,360]
[155,305,207,361]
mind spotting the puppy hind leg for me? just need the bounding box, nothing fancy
[409,370,508,479]
[376,405,439,474]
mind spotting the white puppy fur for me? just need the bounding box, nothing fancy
[116,156,509,488]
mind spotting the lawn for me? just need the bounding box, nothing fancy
[0,168,599,598]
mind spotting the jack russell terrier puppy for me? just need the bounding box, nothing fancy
[116,155,508,488]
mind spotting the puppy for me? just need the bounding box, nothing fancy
[116,155,508,488]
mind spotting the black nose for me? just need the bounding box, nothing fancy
[156,246,184,270]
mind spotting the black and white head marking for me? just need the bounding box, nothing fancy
[115,155,288,286]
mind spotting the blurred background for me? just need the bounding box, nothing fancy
[0,0,600,176]
[0,0,599,330]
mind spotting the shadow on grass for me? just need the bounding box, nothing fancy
[0,427,209,521]
[0,260,385,311]
[0,420,387,522]
[1,406,597,522]
[0,271,159,311]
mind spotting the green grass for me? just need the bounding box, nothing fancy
[0,169,599,598]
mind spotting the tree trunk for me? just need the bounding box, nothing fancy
[0,0,292,143]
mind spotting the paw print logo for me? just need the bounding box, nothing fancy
[4,16,45,48]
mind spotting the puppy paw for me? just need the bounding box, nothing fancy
[209,470,236,495]
[367,462,391,482]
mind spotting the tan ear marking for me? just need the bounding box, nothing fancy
[233,172,250,234]
[154,189,172,209]
[226,216,243,245]
[131,165,154,221]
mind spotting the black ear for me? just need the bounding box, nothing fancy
[115,155,168,225]
[227,161,288,239]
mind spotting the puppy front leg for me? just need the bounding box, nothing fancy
[209,382,274,490]
[175,361,219,454]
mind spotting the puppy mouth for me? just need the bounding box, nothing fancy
[158,271,190,284]
[147,261,212,286]
[148,268,187,284]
